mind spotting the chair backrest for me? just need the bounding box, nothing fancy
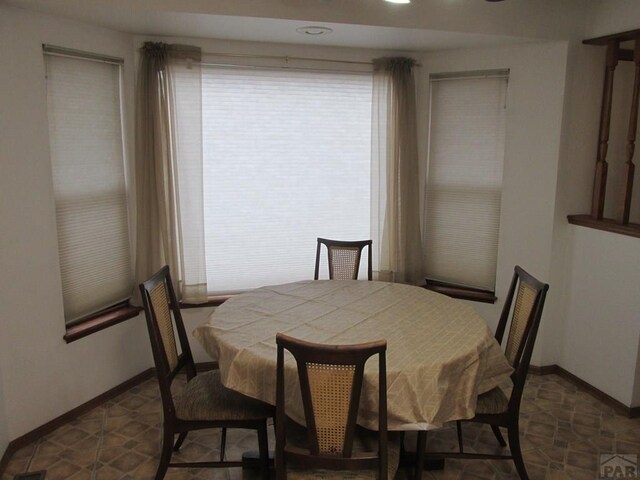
[494,265,549,410]
[314,238,373,281]
[139,266,196,418]
[275,333,387,479]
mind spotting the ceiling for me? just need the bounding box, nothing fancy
[5,0,588,51]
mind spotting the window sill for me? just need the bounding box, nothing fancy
[423,281,497,304]
[179,295,232,309]
[63,295,231,343]
[63,280,495,342]
[64,305,142,343]
[567,214,640,239]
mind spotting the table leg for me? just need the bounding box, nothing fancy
[400,431,446,476]
[241,450,275,468]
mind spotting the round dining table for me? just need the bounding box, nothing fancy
[193,279,512,432]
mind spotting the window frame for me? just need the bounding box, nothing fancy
[423,69,509,302]
[192,63,375,294]
[43,45,138,341]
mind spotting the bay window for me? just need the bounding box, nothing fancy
[44,46,133,325]
[424,70,508,294]
[174,65,374,293]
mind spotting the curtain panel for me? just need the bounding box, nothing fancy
[135,42,208,302]
[371,57,424,285]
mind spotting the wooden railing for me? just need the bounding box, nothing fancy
[568,28,640,238]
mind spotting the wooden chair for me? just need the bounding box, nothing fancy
[314,238,373,281]
[414,266,549,480]
[140,266,272,480]
[275,333,389,479]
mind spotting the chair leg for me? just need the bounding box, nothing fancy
[414,431,427,480]
[275,418,285,480]
[173,432,187,451]
[507,422,529,480]
[491,425,507,447]
[155,428,173,480]
[257,421,270,480]
[220,427,227,461]
[456,420,464,453]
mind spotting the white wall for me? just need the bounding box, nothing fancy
[0,1,636,459]
[0,364,8,460]
[418,42,569,367]
[50,0,588,41]
[0,4,152,442]
[550,0,640,407]
[182,308,216,363]
[587,0,640,39]
[634,338,640,406]
[560,227,640,405]
[546,38,599,366]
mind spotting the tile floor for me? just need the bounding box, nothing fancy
[2,373,639,480]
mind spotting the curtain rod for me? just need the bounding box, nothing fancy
[430,69,509,81]
[42,44,124,65]
[202,51,421,67]
[203,51,372,66]
[200,62,373,75]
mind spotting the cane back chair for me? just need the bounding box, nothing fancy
[414,265,549,480]
[140,266,272,480]
[314,238,373,281]
[275,333,389,479]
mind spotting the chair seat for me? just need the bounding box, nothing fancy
[475,386,509,415]
[175,370,273,421]
[285,425,401,480]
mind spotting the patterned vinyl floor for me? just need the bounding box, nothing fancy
[2,373,639,479]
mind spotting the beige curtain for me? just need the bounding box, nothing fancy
[371,57,424,284]
[135,42,208,301]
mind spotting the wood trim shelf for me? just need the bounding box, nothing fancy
[423,281,496,304]
[579,30,640,227]
[567,214,640,239]
[584,28,640,46]
[64,295,231,344]
[179,295,231,309]
[63,305,143,343]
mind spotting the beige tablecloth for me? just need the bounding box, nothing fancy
[193,280,512,431]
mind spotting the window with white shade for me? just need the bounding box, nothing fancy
[176,66,373,293]
[424,70,508,292]
[44,48,132,325]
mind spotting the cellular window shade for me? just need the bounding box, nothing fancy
[425,74,507,291]
[45,54,132,324]
[193,66,373,293]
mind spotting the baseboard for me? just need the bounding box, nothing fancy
[528,364,560,376]
[529,364,639,418]
[0,368,154,476]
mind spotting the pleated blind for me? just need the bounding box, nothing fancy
[45,52,132,324]
[197,66,373,293]
[425,72,508,291]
